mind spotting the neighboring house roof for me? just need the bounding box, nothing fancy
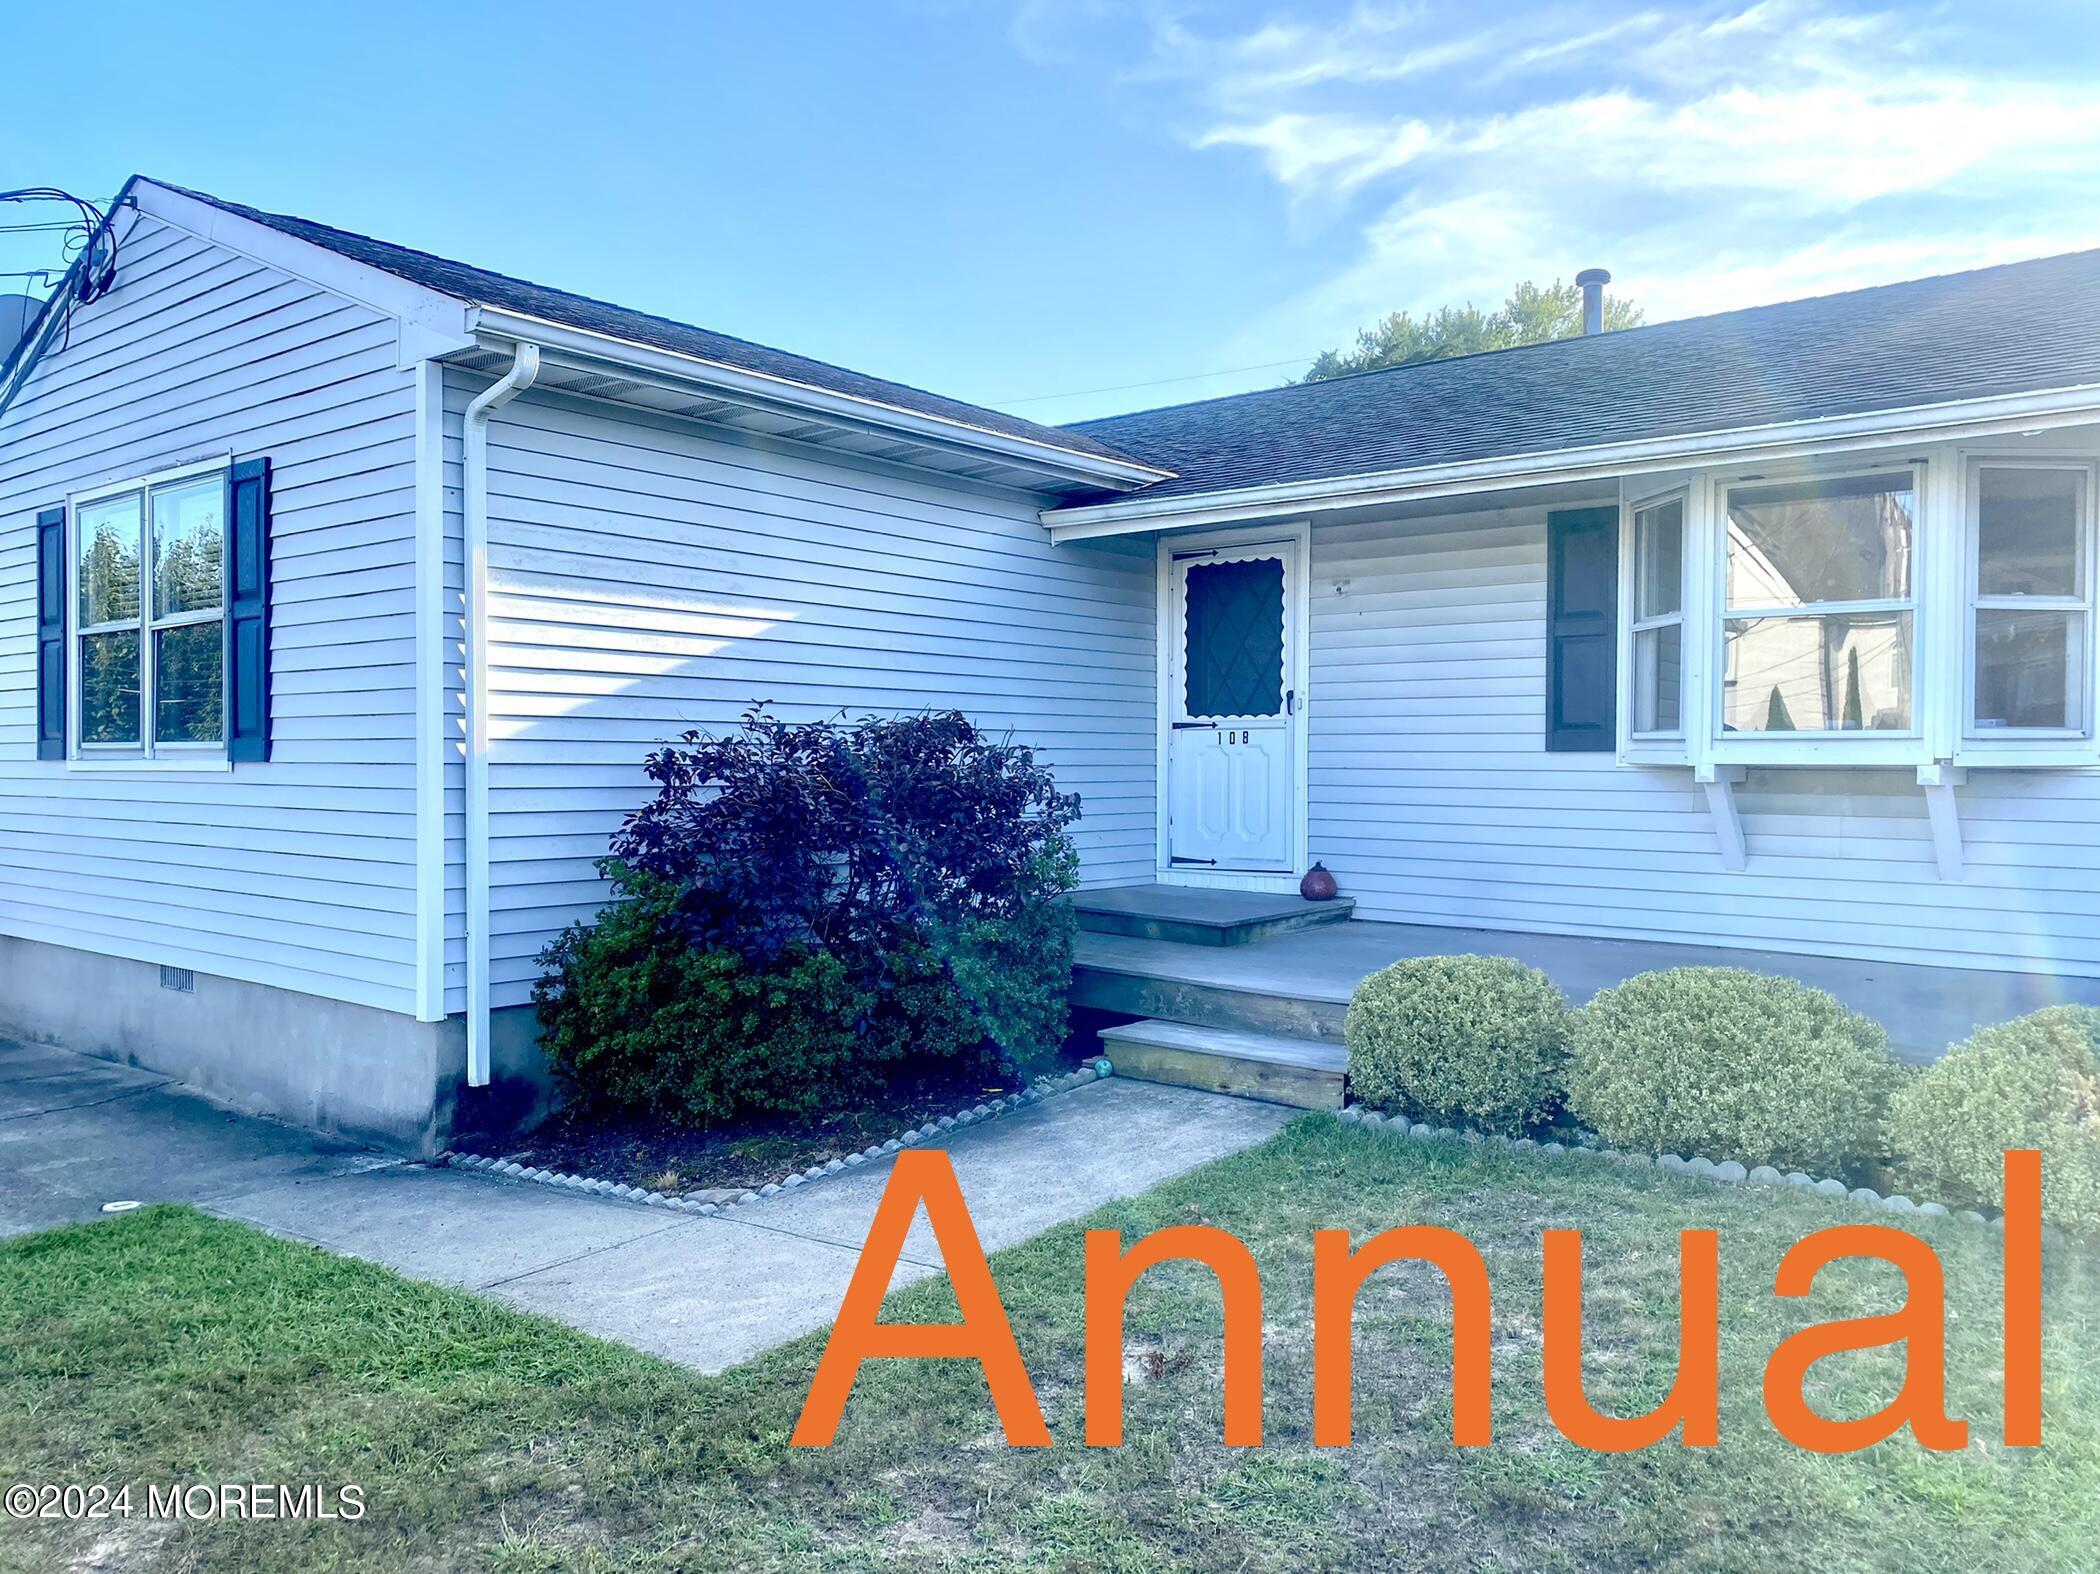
[1065,248,2100,503]
[8,176,1160,480]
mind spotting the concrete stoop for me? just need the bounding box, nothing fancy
[1096,1019,1345,1110]
[1066,884,1354,948]
[1071,885,1353,1110]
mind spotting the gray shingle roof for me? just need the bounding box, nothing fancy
[144,178,1156,475]
[1066,248,2100,502]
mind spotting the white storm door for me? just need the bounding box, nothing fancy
[1168,540,1297,872]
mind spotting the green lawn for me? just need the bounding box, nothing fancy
[3,1118,2097,1572]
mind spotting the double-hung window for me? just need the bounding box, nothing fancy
[1967,460,2095,740]
[1720,470,1918,735]
[1628,493,1686,737]
[71,467,228,757]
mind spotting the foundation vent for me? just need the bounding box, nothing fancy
[159,965,195,993]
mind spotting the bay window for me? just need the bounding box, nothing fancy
[1720,470,1917,735]
[1629,493,1685,736]
[1967,461,2094,739]
[71,466,227,757]
[1618,450,2100,772]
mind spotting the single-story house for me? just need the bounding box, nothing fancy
[5,176,2099,1149]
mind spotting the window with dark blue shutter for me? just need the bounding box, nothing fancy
[1546,506,1619,752]
[225,457,271,761]
[35,505,65,759]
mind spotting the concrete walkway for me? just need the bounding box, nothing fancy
[0,1036,1292,1371]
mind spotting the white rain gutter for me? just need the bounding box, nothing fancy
[468,307,1172,491]
[464,342,540,1086]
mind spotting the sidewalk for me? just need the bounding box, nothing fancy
[0,1035,1292,1371]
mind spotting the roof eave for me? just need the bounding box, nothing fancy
[461,308,1172,492]
[127,177,1169,493]
[1041,382,2100,540]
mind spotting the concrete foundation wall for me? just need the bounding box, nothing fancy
[0,935,554,1155]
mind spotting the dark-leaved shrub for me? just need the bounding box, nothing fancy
[533,864,872,1122]
[535,709,1081,1120]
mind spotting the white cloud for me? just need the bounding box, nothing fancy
[1097,0,2100,363]
[1135,4,1499,99]
[1197,112,1438,192]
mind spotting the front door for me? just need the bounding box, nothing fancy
[1167,537,1299,872]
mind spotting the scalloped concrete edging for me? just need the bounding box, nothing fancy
[1332,1104,2020,1233]
[441,1060,1116,1217]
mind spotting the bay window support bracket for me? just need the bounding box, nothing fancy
[1694,763,1747,872]
[1917,763,1967,881]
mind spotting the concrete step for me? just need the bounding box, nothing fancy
[1070,936,1351,1043]
[1068,884,1355,947]
[1097,1019,1346,1110]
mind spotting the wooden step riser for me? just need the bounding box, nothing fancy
[1071,966,1349,1043]
[1102,1038,1344,1111]
[1072,905,1354,948]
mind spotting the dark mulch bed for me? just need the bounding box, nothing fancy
[490,1035,1100,1197]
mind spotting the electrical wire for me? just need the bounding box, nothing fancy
[0,186,125,377]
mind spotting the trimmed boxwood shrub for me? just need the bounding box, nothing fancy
[1565,967,1900,1174]
[1344,955,1569,1135]
[535,708,1081,1122]
[1886,1005,2100,1231]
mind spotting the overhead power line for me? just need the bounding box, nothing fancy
[990,352,1316,408]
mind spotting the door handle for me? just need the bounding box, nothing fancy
[1173,721,1218,730]
[1286,689,1295,715]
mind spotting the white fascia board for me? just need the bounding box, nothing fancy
[129,180,476,369]
[468,308,1171,492]
[1042,383,2100,540]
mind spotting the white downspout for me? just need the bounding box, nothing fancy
[464,343,540,1086]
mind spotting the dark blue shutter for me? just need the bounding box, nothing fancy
[225,457,271,762]
[35,505,65,759]
[1545,506,1618,752]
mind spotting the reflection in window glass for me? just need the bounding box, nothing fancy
[1726,474,1913,608]
[80,629,142,744]
[154,622,225,744]
[1635,623,1682,734]
[1723,612,1913,732]
[1636,497,1683,619]
[1974,609,2084,731]
[1630,495,1685,738]
[69,469,230,757]
[152,477,226,618]
[77,494,142,626]
[1977,468,2083,597]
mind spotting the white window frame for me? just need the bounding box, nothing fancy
[1958,455,2098,761]
[65,456,232,766]
[1626,487,1689,743]
[1707,459,1929,765]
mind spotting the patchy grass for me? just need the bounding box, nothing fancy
[3,1119,2097,1571]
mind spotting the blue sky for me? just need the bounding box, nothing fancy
[8,0,2100,424]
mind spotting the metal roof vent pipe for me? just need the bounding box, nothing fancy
[1576,268,1611,335]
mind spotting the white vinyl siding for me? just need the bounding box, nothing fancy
[0,214,420,1011]
[1309,504,2100,978]
[465,381,1155,1011]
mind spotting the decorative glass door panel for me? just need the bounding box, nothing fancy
[1168,544,1296,871]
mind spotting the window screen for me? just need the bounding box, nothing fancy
[1183,557,1284,718]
